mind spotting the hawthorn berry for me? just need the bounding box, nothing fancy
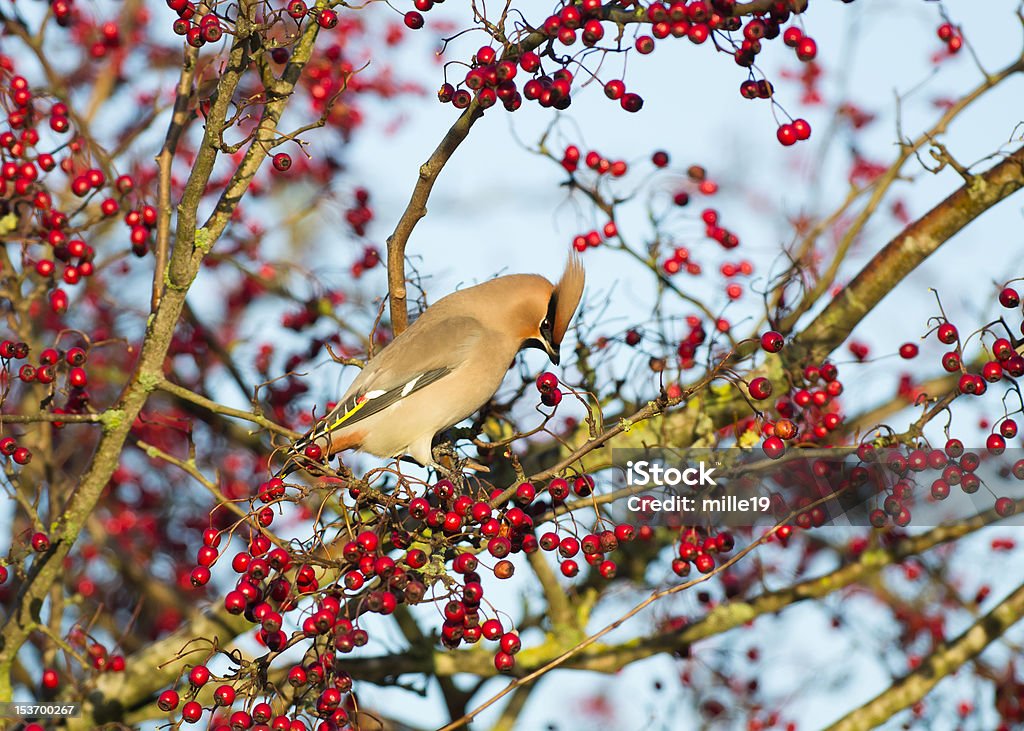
[763,436,785,459]
[181,701,203,723]
[999,287,1020,308]
[995,497,1016,517]
[748,377,772,400]
[317,9,338,28]
[937,322,958,344]
[273,153,292,172]
[760,331,784,352]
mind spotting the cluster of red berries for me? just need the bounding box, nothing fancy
[912,307,1024,399]
[560,145,630,176]
[663,251,753,305]
[754,334,845,460]
[2,341,91,428]
[24,630,126,703]
[344,188,373,236]
[677,315,710,368]
[859,440,1019,528]
[349,246,381,279]
[936,22,963,55]
[571,221,618,253]
[77,20,127,60]
[159,665,319,728]
[781,25,818,62]
[166,0,227,47]
[671,527,735,577]
[437,47,546,113]
[775,118,812,147]
[118,201,158,257]
[538,518,636,581]
[280,293,341,333]
[12,342,89,393]
[2,60,154,305]
[536,371,562,407]
[700,207,741,249]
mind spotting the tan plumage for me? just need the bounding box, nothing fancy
[281,255,585,473]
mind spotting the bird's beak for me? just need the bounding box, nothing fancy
[523,336,560,365]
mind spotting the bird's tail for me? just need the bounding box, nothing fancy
[275,414,342,478]
[275,460,301,479]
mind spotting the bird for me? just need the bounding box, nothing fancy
[278,254,585,476]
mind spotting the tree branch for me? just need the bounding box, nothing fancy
[794,146,1024,363]
[825,580,1024,730]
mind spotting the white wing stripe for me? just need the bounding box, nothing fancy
[401,375,422,397]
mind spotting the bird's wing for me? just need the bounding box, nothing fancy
[311,365,452,439]
[307,314,486,441]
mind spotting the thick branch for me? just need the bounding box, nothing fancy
[825,580,1024,731]
[386,106,481,334]
[794,146,1024,363]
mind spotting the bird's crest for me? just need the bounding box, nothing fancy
[550,252,585,346]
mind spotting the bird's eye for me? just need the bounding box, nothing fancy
[540,317,552,336]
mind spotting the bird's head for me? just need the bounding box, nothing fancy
[519,254,585,365]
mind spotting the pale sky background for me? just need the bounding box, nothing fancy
[293,1,1024,729]
[3,0,1024,728]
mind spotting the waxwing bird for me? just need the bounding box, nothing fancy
[278,255,585,475]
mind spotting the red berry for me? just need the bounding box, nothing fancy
[520,51,541,72]
[181,700,203,723]
[356,530,379,552]
[31,532,50,552]
[748,377,772,400]
[937,322,958,344]
[214,684,236,706]
[272,153,292,172]
[899,343,919,359]
[189,664,211,687]
[317,9,338,28]
[68,366,87,388]
[763,436,785,459]
[603,79,625,100]
[760,331,784,353]
[158,689,180,712]
[796,37,817,61]
[541,387,562,407]
[777,124,797,146]
[403,11,424,29]
[536,372,561,391]
[999,287,1020,308]
[620,92,644,113]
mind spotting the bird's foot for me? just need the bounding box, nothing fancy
[430,443,490,484]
